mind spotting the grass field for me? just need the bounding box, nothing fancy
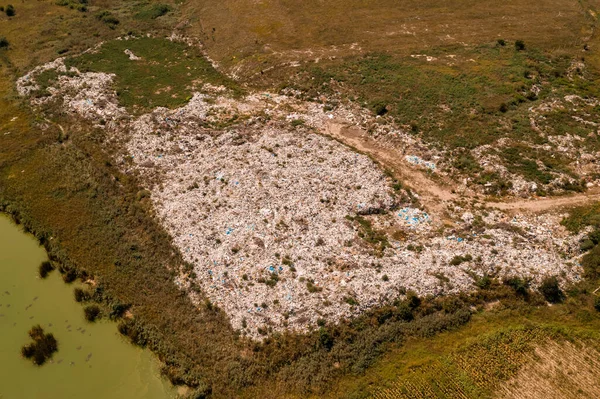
[181,0,598,73]
[65,36,241,113]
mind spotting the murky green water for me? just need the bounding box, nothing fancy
[0,215,177,399]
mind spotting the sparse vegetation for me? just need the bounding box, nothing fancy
[55,0,88,12]
[449,254,473,266]
[65,37,241,113]
[135,3,171,20]
[346,215,390,255]
[306,280,323,293]
[95,10,119,27]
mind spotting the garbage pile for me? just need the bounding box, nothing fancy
[17,57,586,338]
[405,155,436,171]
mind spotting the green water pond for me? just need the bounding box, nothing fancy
[0,214,178,398]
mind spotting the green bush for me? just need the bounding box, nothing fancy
[373,102,388,116]
[306,280,323,293]
[109,303,130,319]
[38,261,55,278]
[0,37,8,48]
[449,254,472,266]
[406,290,421,309]
[83,305,101,322]
[56,0,88,12]
[62,268,77,283]
[5,4,15,16]
[497,39,506,46]
[594,296,600,312]
[136,3,171,20]
[96,10,119,27]
[503,276,530,297]
[538,276,564,303]
[73,287,90,302]
[21,325,58,365]
[515,40,526,51]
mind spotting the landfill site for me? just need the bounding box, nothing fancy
[17,51,589,337]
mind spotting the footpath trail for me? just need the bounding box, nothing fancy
[325,120,600,216]
[325,121,457,216]
[488,189,600,212]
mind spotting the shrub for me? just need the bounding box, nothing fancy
[538,276,564,303]
[306,280,322,293]
[373,102,388,116]
[382,274,389,282]
[497,39,506,46]
[581,239,595,252]
[21,325,58,365]
[474,274,492,289]
[594,296,600,312]
[0,37,8,48]
[449,254,472,266]
[38,261,55,278]
[62,268,77,283]
[96,10,119,27]
[5,4,15,16]
[515,40,526,51]
[83,305,101,322]
[318,328,334,350]
[406,290,421,309]
[136,3,171,19]
[503,276,530,297]
[56,0,87,11]
[395,302,414,321]
[73,288,90,302]
[344,296,359,306]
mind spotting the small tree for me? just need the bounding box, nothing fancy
[73,288,90,302]
[83,305,101,322]
[504,276,530,297]
[0,37,8,48]
[515,40,526,51]
[594,296,600,312]
[538,276,564,303]
[5,4,15,16]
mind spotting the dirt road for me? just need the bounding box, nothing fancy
[325,121,600,215]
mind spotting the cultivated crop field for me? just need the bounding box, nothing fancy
[370,326,600,399]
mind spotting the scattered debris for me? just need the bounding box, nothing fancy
[18,53,586,338]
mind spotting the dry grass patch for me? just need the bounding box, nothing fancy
[499,339,600,399]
